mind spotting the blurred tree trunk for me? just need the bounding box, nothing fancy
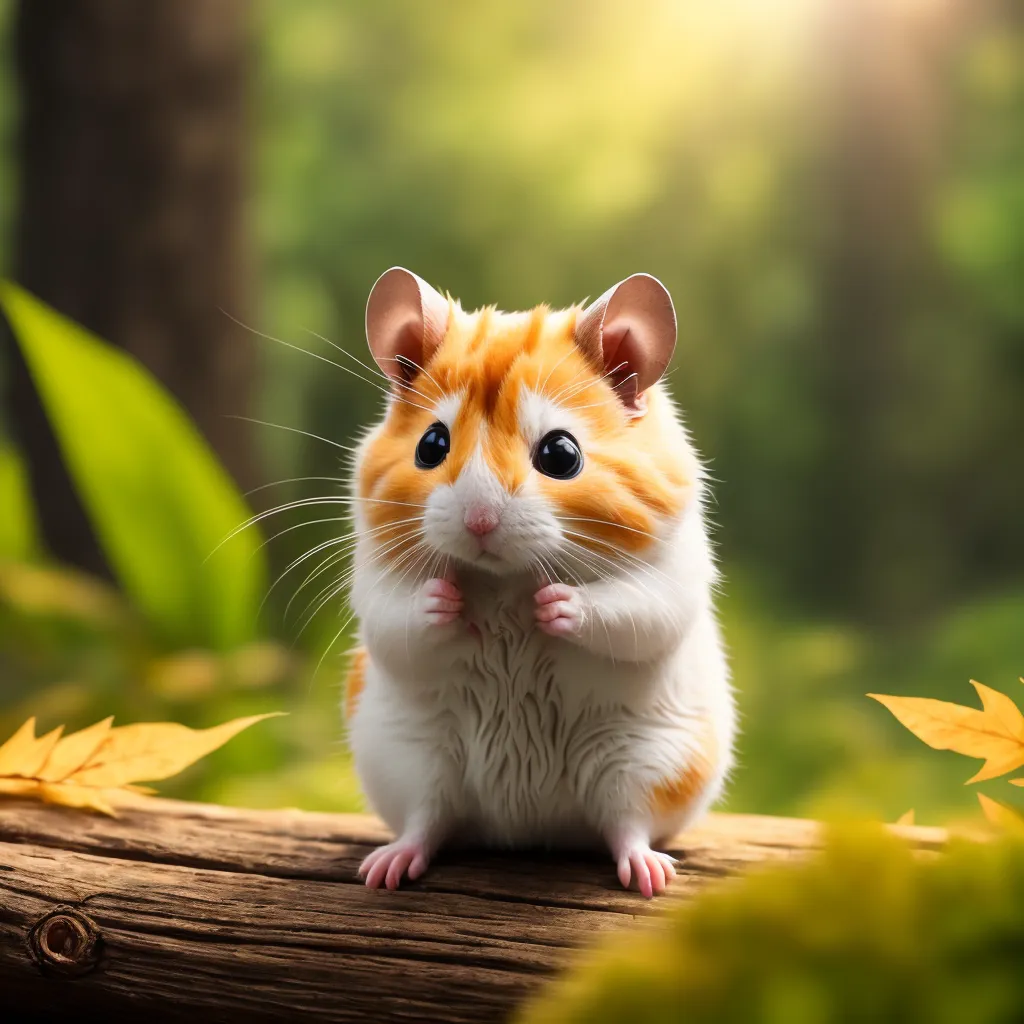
[811,0,960,623]
[5,0,253,577]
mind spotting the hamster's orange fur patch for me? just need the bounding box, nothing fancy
[358,302,697,566]
[649,721,718,817]
[344,648,368,720]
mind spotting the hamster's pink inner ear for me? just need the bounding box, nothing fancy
[365,267,450,384]
[574,274,677,417]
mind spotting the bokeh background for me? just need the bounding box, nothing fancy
[0,0,1021,824]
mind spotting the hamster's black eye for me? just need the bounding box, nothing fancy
[534,430,583,480]
[415,422,450,468]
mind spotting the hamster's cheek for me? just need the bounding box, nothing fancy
[360,431,441,523]
[537,458,662,558]
[420,483,465,557]
[490,490,564,570]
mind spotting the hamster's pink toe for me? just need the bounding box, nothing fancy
[533,583,583,637]
[611,836,676,899]
[421,577,464,626]
[359,838,432,890]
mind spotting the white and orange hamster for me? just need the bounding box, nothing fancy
[345,267,734,897]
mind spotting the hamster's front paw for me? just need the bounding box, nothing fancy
[534,582,586,638]
[420,577,463,626]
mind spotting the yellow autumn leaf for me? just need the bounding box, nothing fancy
[38,782,120,817]
[869,680,1024,784]
[0,712,284,816]
[977,793,1024,833]
[69,713,283,787]
[0,778,39,797]
[36,716,113,782]
[895,809,915,826]
[0,718,64,778]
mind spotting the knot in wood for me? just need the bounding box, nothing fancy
[28,906,100,978]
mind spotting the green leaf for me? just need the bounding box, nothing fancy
[0,442,37,561]
[0,282,266,650]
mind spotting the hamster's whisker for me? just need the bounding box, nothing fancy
[227,415,356,454]
[554,515,660,541]
[219,310,367,383]
[302,329,434,402]
[245,323,433,413]
[244,475,348,497]
[552,360,628,404]
[536,346,580,396]
[348,541,435,653]
[244,495,361,522]
[239,494,429,536]
[400,546,440,652]
[387,539,435,595]
[551,547,623,656]
[390,354,446,399]
[264,528,368,614]
[538,550,582,588]
[330,357,437,412]
[260,534,351,616]
[286,551,353,621]
[211,496,376,554]
[394,542,435,592]
[289,523,424,625]
[553,547,607,588]
[252,516,352,553]
[559,548,649,636]
[597,542,684,592]
[267,516,423,617]
[562,532,677,592]
[281,547,352,620]
[352,534,434,624]
[567,374,639,413]
[295,576,349,637]
[310,607,359,685]
[296,570,362,639]
[559,533,674,603]
[531,552,556,585]
[212,495,426,562]
[210,509,343,561]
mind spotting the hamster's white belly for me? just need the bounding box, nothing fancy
[348,578,731,848]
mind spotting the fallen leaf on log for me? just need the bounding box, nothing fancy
[0,712,283,815]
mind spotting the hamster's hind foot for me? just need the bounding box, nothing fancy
[609,829,678,899]
[358,836,432,890]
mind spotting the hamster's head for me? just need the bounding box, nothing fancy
[354,267,700,580]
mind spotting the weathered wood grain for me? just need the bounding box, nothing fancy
[0,798,946,1023]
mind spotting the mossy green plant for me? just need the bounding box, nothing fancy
[519,827,1024,1024]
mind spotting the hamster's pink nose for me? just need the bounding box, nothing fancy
[465,506,500,537]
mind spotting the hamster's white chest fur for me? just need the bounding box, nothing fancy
[439,577,591,844]
[349,565,731,849]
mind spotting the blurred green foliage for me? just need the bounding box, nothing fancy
[0,441,33,560]
[0,283,267,651]
[0,0,1022,822]
[519,827,1024,1024]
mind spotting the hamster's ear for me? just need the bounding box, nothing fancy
[574,274,676,418]
[365,267,450,383]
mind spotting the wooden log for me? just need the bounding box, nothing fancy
[0,798,946,1023]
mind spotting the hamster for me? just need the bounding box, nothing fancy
[345,267,734,897]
